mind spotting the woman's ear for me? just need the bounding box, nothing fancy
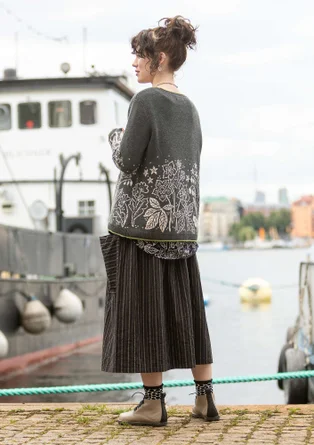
[159,52,166,65]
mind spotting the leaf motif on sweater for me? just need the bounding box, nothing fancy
[150,197,161,209]
[122,209,128,227]
[159,210,168,232]
[133,198,148,220]
[144,208,159,218]
[163,204,173,211]
[145,211,160,230]
[143,245,160,255]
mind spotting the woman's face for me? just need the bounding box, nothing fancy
[132,53,155,84]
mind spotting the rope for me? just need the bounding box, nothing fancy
[0,370,313,397]
[202,277,240,288]
[201,276,297,290]
[0,2,68,42]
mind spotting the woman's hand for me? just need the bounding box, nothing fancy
[108,128,124,144]
[108,128,125,153]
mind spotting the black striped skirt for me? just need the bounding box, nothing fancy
[99,233,213,373]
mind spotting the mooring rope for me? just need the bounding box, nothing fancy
[201,277,297,290]
[0,370,313,397]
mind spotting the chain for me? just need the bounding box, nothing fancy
[155,82,178,88]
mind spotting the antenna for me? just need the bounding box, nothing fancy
[14,32,18,73]
[253,162,258,187]
[253,162,258,203]
[82,27,87,74]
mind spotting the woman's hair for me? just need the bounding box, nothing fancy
[131,15,198,75]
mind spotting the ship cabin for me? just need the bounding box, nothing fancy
[0,68,134,234]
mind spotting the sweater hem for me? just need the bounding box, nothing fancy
[106,228,198,243]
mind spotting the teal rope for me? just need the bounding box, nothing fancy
[0,370,314,397]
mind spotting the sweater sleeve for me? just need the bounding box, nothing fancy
[108,94,151,174]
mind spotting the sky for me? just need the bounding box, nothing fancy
[1,0,314,204]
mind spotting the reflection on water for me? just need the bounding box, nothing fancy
[0,343,138,404]
[0,248,308,405]
[240,302,272,312]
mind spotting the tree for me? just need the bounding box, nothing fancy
[268,209,291,234]
[228,209,291,242]
[229,223,256,242]
[229,222,242,240]
[238,226,256,242]
[241,212,268,231]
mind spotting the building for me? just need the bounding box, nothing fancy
[291,195,314,238]
[244,187,290,217]
[198,196,242,242]
[0,68,134,234]
[243,203,289,218]
[278,188,289,206]
[254,190,266,204]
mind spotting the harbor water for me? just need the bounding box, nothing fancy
[0,247,308,405]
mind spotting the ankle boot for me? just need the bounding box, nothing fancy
[118,392,167,426]
[192,389,220,421]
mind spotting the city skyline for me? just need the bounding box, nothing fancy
[201,186,292,206]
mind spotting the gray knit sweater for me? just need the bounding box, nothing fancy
[108,87,202,242]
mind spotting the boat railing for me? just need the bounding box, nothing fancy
[0,224,105,278]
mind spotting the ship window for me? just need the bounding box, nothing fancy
[49,101,72,128]
[78,200,95,216]
[0,104,11,131]
[18,102,41,129]
[80,100,97,125]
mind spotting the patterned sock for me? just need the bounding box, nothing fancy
[194,379,213,395]
[143,384,163,400]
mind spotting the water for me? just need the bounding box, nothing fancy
[1,248,308,405]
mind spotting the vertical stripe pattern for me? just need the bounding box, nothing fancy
[99,233,213,373]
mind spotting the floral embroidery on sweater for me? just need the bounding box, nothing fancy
[108,128,199,236]
[135,239,198,259]
[108,128,125,169]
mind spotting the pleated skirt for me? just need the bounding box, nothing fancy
[99,233,213,373]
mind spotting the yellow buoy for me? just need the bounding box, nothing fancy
[239,277,272,304]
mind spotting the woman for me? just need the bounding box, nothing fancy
[100,15,219,427]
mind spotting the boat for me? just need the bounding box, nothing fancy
[197,241,229,252]
[0,66,134,373]
[276,245,314,404]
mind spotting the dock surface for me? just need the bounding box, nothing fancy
[0,403,314,444]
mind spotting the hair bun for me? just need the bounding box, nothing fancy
[158,15,198,49]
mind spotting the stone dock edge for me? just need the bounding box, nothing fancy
[0,403,314,444]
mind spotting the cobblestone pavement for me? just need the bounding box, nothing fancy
[0,403,314,445]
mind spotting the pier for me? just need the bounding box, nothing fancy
[0,403,313,444]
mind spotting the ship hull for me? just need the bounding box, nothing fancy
[0,276,106,375]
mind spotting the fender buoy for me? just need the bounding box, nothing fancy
[53,289,83,323]
[239,278,272,303]
[21,298,51,334]
[0,330,9,357]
